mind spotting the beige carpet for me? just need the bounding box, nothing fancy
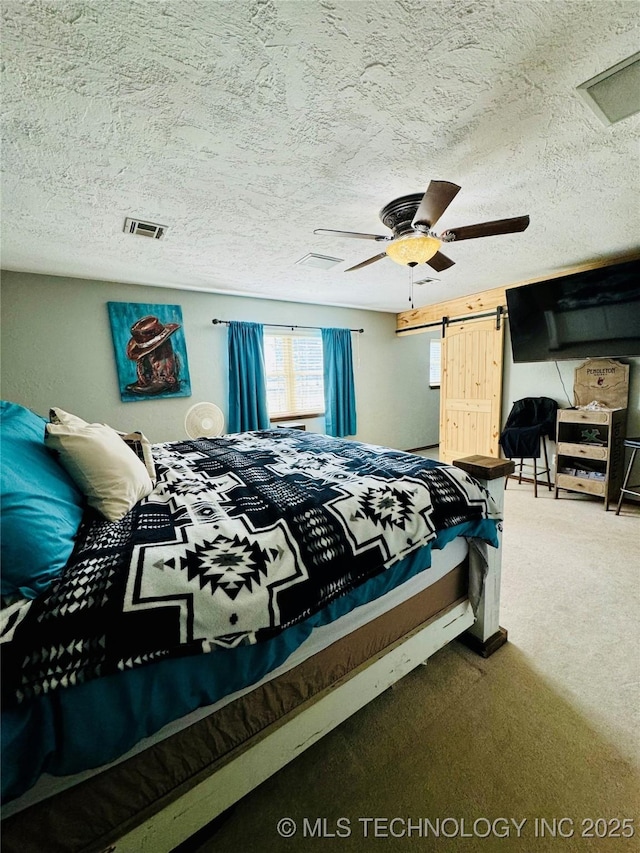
[187,483,640,853]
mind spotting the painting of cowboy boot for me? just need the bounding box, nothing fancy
[108,302,192,402]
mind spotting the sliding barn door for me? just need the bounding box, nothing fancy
[439,316,504,464]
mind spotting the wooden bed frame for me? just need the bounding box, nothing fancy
[102,456,513,853]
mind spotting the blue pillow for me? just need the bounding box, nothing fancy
[1,402,85,599]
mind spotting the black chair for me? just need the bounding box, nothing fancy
[499,397,558,497]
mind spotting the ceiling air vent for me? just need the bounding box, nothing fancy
[295,252,343,270]
[576,52,640,126]
[123,218,167,239]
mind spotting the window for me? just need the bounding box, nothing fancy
[429,338,441,388]
[263,332,324,418]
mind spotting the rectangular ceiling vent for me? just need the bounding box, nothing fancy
[295,252,343,270]
[576,52,640,126]
[123,218,167,239]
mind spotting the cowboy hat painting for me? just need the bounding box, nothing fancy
[108,302,192,402]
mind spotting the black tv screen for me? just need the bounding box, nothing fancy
[506,259,640,363]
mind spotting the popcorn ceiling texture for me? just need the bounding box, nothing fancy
[1,0,638,312]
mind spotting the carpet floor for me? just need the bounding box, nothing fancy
[186,481,640,853]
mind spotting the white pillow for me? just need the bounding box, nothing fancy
[50,408,156,481]
[45,417,154,522]
[49,407,88,429]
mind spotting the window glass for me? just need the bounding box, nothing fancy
[264,332,324,418]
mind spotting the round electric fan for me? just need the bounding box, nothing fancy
[184,402,224,439]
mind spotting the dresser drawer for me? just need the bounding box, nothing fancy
[557,409,610,425]
[557,442,608,461]
[556,473,606,496]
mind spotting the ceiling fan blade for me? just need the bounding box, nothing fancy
[344,252,388,272]
[443,215,530,242]
[411,181,461,230]
[427,251,455,272]
[314,228,390,242]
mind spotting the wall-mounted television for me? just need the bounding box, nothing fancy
[506,258,640,363]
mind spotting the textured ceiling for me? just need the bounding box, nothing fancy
[1,0,639,313]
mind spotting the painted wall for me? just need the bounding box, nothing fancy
[0,271,441,449]
[3,269,635,461]
[502,322,640,474]
[503,323,640,429]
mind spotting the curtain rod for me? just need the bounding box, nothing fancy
[212,319,364,333]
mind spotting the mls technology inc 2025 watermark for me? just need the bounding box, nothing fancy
[276,816,635,841]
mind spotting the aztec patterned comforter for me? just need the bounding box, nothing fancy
[2,430,500,706]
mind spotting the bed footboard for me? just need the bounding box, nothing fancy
[453,455,514,658]
[109,598,475,853]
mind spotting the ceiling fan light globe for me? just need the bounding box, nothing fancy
[385,234,441,266]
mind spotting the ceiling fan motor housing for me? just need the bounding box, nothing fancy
[379,194,425,236]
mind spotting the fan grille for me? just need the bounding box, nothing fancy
[185,403,224,439]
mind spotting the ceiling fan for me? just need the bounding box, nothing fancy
[314,180,530,272]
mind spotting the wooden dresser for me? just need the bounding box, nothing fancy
[554,359,628,511]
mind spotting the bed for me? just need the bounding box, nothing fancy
[0,401,512,853]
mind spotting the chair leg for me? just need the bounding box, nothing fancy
[616,447,638,516]
[533,456,538,498]
[518,459,523,484]
[542,436,552,491]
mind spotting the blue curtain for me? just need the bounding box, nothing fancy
[321,327,357,437]
[228,321,270,433]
